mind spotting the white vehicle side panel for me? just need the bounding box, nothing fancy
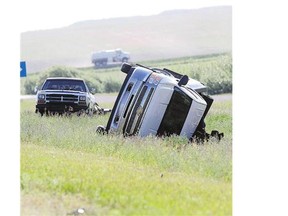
[180,102,206,138]
[139,84,174,136]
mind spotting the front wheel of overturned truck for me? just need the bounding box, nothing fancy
[96,125,106,134]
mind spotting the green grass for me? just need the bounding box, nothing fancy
[20,96,232,215]
[20,53,232,95]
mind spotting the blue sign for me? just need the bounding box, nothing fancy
[20,61,27,77]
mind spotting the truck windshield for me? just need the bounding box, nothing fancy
[157,87,192,136]
[42,79,87,92]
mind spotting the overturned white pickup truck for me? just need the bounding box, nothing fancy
[97,63,223,142]
[91,49,130,67]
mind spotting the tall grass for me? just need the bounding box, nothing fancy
[21,113,231,181]
[21,98,232,215]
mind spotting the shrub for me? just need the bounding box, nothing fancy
[104,79,121,93]
[24,79,37,95]
[85,80,101,93]
[206,80,232,95]
[38,66,80,87]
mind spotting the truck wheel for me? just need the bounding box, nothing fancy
[102,60,108,66]
[39,109,44,116]
[211,130,224,141]
[96,125,106,134]
[77,109,85,116]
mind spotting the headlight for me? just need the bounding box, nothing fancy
[79,96,86,101]
[38,94,45,99]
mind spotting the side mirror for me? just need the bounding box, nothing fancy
[91,88,96,94]
[121,63,132,74]
[34,86,38,93]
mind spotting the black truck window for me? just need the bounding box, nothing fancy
[157,87,192,136]
[43,80,87,92]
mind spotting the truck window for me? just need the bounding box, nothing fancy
[157,87,192,136]
[43,80,87,92]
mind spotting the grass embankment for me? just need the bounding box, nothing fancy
[21,53,232,95]
[20,98,232,215]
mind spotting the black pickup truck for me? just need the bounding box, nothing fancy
[35,77,100,115]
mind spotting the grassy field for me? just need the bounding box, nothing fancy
[21,53,232,95]
[20,95,232,215]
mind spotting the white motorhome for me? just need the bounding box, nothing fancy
[97,63,223,141]
[91,49,130,67]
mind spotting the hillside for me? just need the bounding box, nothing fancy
[20,6,232,73]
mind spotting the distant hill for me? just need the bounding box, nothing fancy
[20,6,232,73]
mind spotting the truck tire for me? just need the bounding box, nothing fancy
[39,109,49,116]
[94,61,102,67]
[96,125,106,134]
[94,58,108,67]
[122,57,128,62]
[39,109,44,116]
[102,59,108,66]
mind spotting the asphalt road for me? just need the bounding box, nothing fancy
[211,93,232,102]
[20,93,232,103]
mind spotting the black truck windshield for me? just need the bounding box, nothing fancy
[42,79,87,92]
[157,87,192,136]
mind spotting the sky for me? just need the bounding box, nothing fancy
[17,0,232,32]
